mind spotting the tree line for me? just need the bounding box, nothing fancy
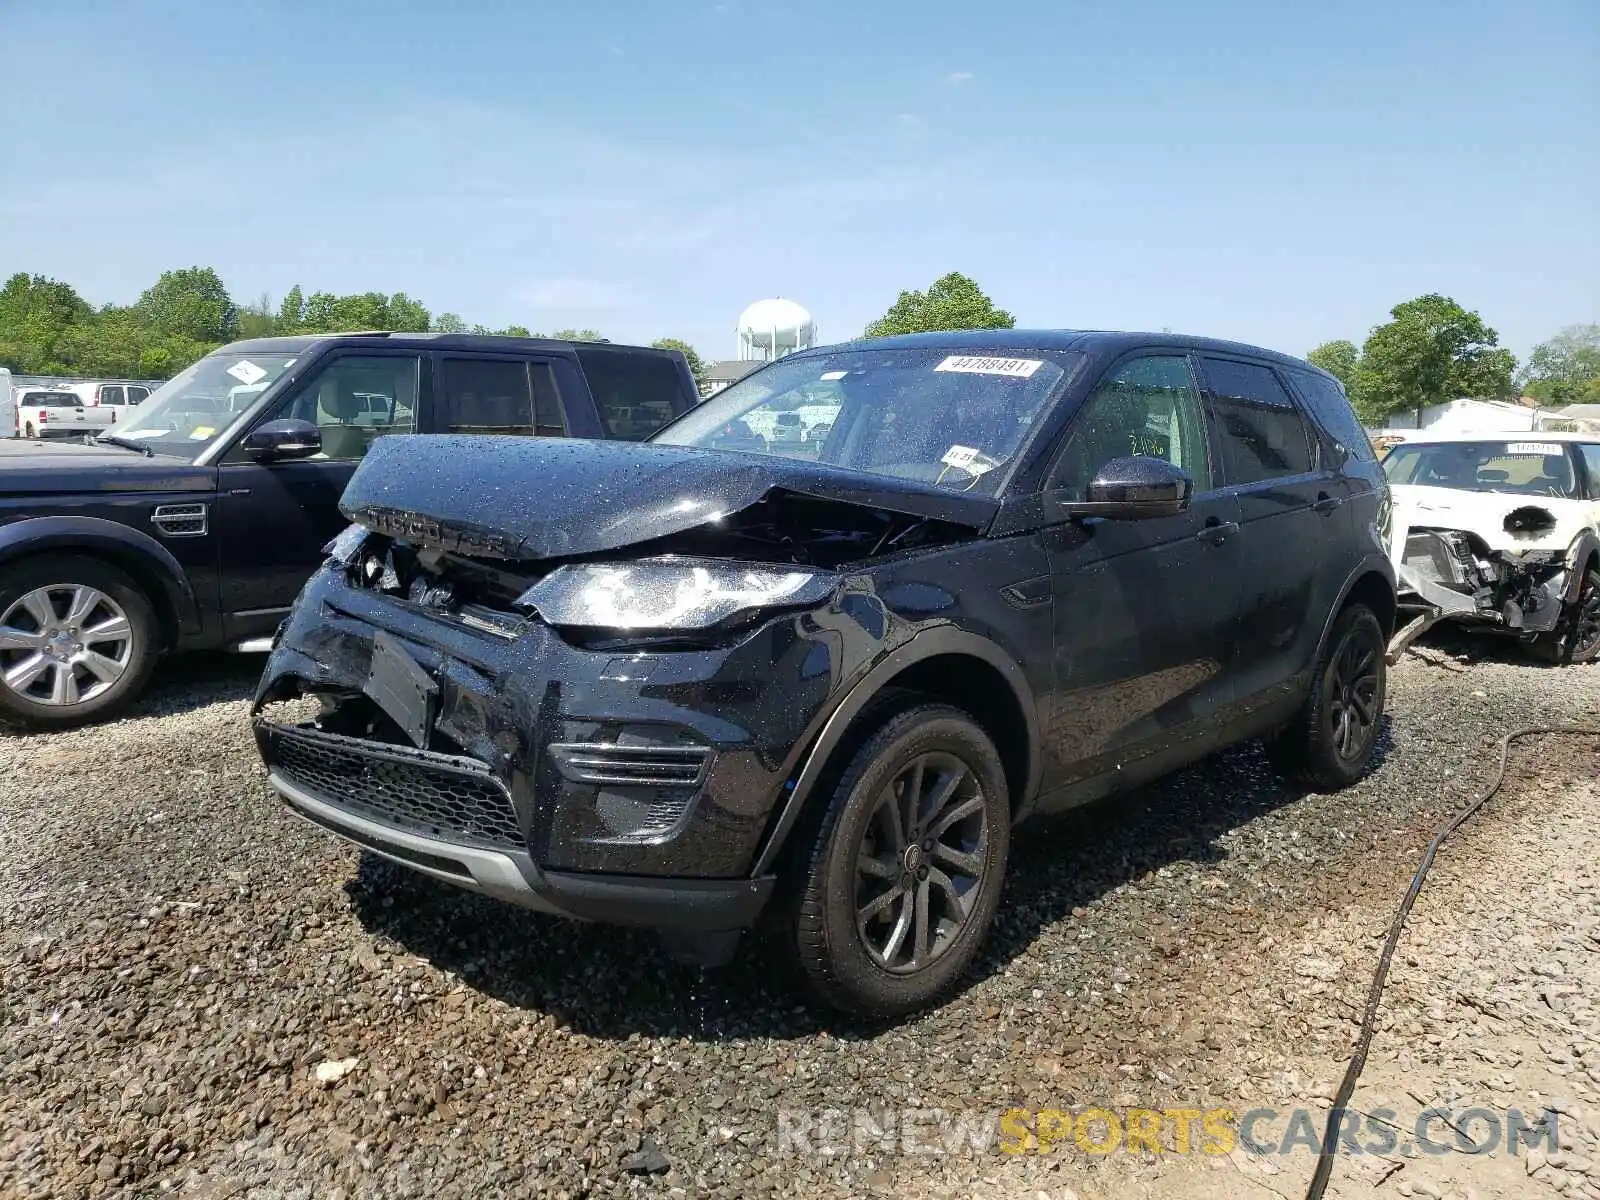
[0,267,708,387]
[3,266,1593,421]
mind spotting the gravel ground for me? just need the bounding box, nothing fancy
[1,640,1597,1199]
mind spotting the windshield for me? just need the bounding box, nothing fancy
[113,351,298,458]
[1383,439,1577,498]
[652,347,1081,494]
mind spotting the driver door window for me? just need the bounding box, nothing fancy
[1052,356,1212,499]
[240,354,419,462]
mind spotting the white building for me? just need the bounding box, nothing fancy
[1367,397,1545,439]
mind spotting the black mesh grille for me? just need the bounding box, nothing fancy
[267,725,523,851]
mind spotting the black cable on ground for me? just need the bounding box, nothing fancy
[1304,723,1600,1200]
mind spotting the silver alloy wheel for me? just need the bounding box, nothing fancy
[0,584,135,706]
[853,750,990,974]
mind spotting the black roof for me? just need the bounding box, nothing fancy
[825,328,1326,377]
[217,333,675,356]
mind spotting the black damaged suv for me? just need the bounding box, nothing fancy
[253,330,1395,1016]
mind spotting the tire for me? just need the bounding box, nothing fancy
[24,423,34,439]
[0,554,159,727]
[1526,564,1600,666]
[1266,603,1387,792]
[789,703,1011,1018]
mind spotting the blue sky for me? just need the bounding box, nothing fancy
[1,0,1594,362]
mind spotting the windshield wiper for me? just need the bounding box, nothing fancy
[94,434,156,457]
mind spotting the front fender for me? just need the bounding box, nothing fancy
[750,624,1041,876]
[1565,530,1600,602]
[0,515,200,638]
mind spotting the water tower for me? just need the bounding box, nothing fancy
[736,298,815,362]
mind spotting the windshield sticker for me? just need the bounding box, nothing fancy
[819,370,848,381]
[190,426,215,440]
[942,444,982,470]
[934,355,1044,378]
[226,360,268,386]
[1507,442,1562,456]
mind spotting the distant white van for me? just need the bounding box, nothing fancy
[62,380,155,424]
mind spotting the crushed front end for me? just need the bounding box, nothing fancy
[250,436,994,950]
[1386,498,1573,658]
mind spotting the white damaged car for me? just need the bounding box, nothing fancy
[1382,432,1600,664]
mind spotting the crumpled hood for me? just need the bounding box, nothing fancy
[0,439,214,496]
[340,435,999,560]
[1388,483,1593,559]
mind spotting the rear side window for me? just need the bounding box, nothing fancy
[1289,369,1373,463]
[127,386,150,404]
[1199,358,1314,485]
[440,358,563,437]
[573,346,692,441]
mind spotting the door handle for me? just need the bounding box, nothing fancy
[1313,492,1341,515]
[1196,518,1239,545]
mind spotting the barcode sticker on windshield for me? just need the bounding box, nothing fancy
[934,355,1043,378]
[227,360,267,386]
[1507,442,1562,456]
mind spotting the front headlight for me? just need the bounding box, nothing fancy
[517,560,837,631]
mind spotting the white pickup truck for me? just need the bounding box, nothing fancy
[12,389,119,440]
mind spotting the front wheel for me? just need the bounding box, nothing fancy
[789,703,1011,1018]
[1526,565,1600,666]
[1267,603,1387,791]
[0,555,159,727]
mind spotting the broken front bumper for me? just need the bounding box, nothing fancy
[250,561,894,930]
[1386,527,1570,659]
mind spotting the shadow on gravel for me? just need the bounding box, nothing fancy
[345,717,1395,1045]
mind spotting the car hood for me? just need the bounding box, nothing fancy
[340,435,1000,561]
[1388,483,1594,557]
[0,440,215,495]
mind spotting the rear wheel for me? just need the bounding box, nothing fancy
[1527,564,1600,665]
[1267,603,1387,791]
[0,555,159,727]
[789,704,1010,1017]
[24,422,35,438]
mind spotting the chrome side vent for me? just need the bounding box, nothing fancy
[548,742,711,788]
[151,502,208,538]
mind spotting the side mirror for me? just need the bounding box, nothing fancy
[242,419,321,462]
[1059,455,1193,520]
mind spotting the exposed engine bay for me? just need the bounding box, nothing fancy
[1397,523,1567,633]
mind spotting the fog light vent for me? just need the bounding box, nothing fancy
[548,742,711,788]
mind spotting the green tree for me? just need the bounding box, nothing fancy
[1520,324,1600,407]
[652,337,706,389]
[276,285,307,333]
[135,266,238,343]
[551,327,604,341]
[1349,294,1517,422]
[431,312,468,334]
[863,271,1014,337]
[0,272,93,372]
[236,292,277,340]
[1307,339,1359,387]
